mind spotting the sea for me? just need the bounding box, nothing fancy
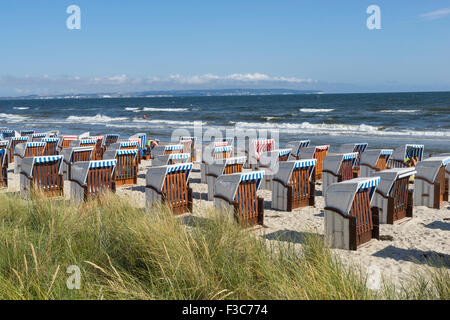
[1,91,449,153]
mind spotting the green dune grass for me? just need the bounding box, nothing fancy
[0,192,447,300]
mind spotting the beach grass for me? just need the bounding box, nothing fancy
[0,191,447,300]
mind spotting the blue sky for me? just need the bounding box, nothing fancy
[0,0,449,95]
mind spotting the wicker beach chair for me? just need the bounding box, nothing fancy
[7,136,29,163]
[322,152,359,193]
[390,144,424,168]
[145,163,193,215]
[57,135,78,152]
[359,149,393,177]
[103,148,138,186]
[285,140,310,160]
[0,148,8,188]
[61,147,94,180]
[257,149,293,191]
[413,156,450,209]
[104,134,120,149]
[87,136,105,160]
[338,143,368,177]
[201,145,233,183]
[324,177,380,250]
[41,137,59,156]
[247,138,275,169]
[179,136,197,162]
[299,145,330,180]
[372,168,416,224]
[69,160,117,202]
[214,171,265,227]
[14,141,46,174]
[152,144,184,159]
[19,156,64,197]
[206,156,246,201]
[129,133,147,160]
[271,159,317,211]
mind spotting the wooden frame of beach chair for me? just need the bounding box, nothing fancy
[69,160,117,202]
[257,149,293,191]
[42,138,59,156]
[152,153,191,167]
[58,136,78,152]
[7,136,29,163]
[272,159,317,211]
[14,141,46,174]
[201,145,233,183]
[322,152,359,193]
[79,139,98,159]
[145,163,193,215]
[0,149,8,188]
[19,156,64,197]
[390,144,424,168]
[324,177,380,250]
[359,149,393,177]
[373,168,415,224]
[61,147,94,180]
[285,140,310,160]
[179,136,197,162]
[299,145,329,180]
[87,136,105,160]
[413,156,450,209]
[104,149,138,186]
[206,156,246,201]
[214,171,265,227]
[338,143,368,177]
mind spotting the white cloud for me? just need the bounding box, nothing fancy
[420,8,450,20]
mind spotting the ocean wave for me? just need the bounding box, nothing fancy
[125,107,140,112]
[0,113,29,122]
[231,121,450,137]
[143,107,189,112]
[13,107,30,110]
[299,108,334,113]
[66,114,128,123]
[380,109,420,113]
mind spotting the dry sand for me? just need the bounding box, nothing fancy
[4,160,450,287]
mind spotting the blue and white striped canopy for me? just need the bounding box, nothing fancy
[298,140,310,148]
[0,129,13,134]
[357,176,380,191]
[32,133,47,138]
[120,141,139,147]
[406,144,424,160]
[12,137,29,141]
[116,149,138,156]
[89,160,117,169]
[293,159,317,169]
[239,171,265,182]
[343,152,359,160]
[42,138,58,143]
[33,155,63,163]
[214,145,233,153]
[165,163,193,181]
[169,153,190,160]
[80,139,97,145]
[26,142,46,148]
[277,148,292,157]
[165,144,183,151]
[354,143,368,152]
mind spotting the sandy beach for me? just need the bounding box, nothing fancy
[5,159,449,287]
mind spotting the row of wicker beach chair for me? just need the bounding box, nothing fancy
[1,128,449,251]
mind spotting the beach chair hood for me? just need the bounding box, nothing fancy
[202,145,233,164]
[214,171,264,202]
[62,147,94,163]
[258,149,291,174]
[392,144,424,161]
[325,177,380,215]
[273,159,317,185]
[338,143,368,154]
[285,140,310,157]
[153,153,190,166]
[323,153,358,174]
[70,160,117,186]
[360,149,393,167]
[129,133,146,149]
[13,142,27,157]
[376,168,416,196]
[207,156,247,178]
[299,146,329,159]
[414,156,450,182]
[8,136,29,149]
[21,156,64,177]
[146,163,193,192]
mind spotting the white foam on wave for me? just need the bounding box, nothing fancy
[231,121,450,138]
[380,109,420,113]
[0,113,29,123]
[125,107,140,112]
[13,107,30,110]
[66,114,128,124]
[143,107,189,112]
[300,108,334,113]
